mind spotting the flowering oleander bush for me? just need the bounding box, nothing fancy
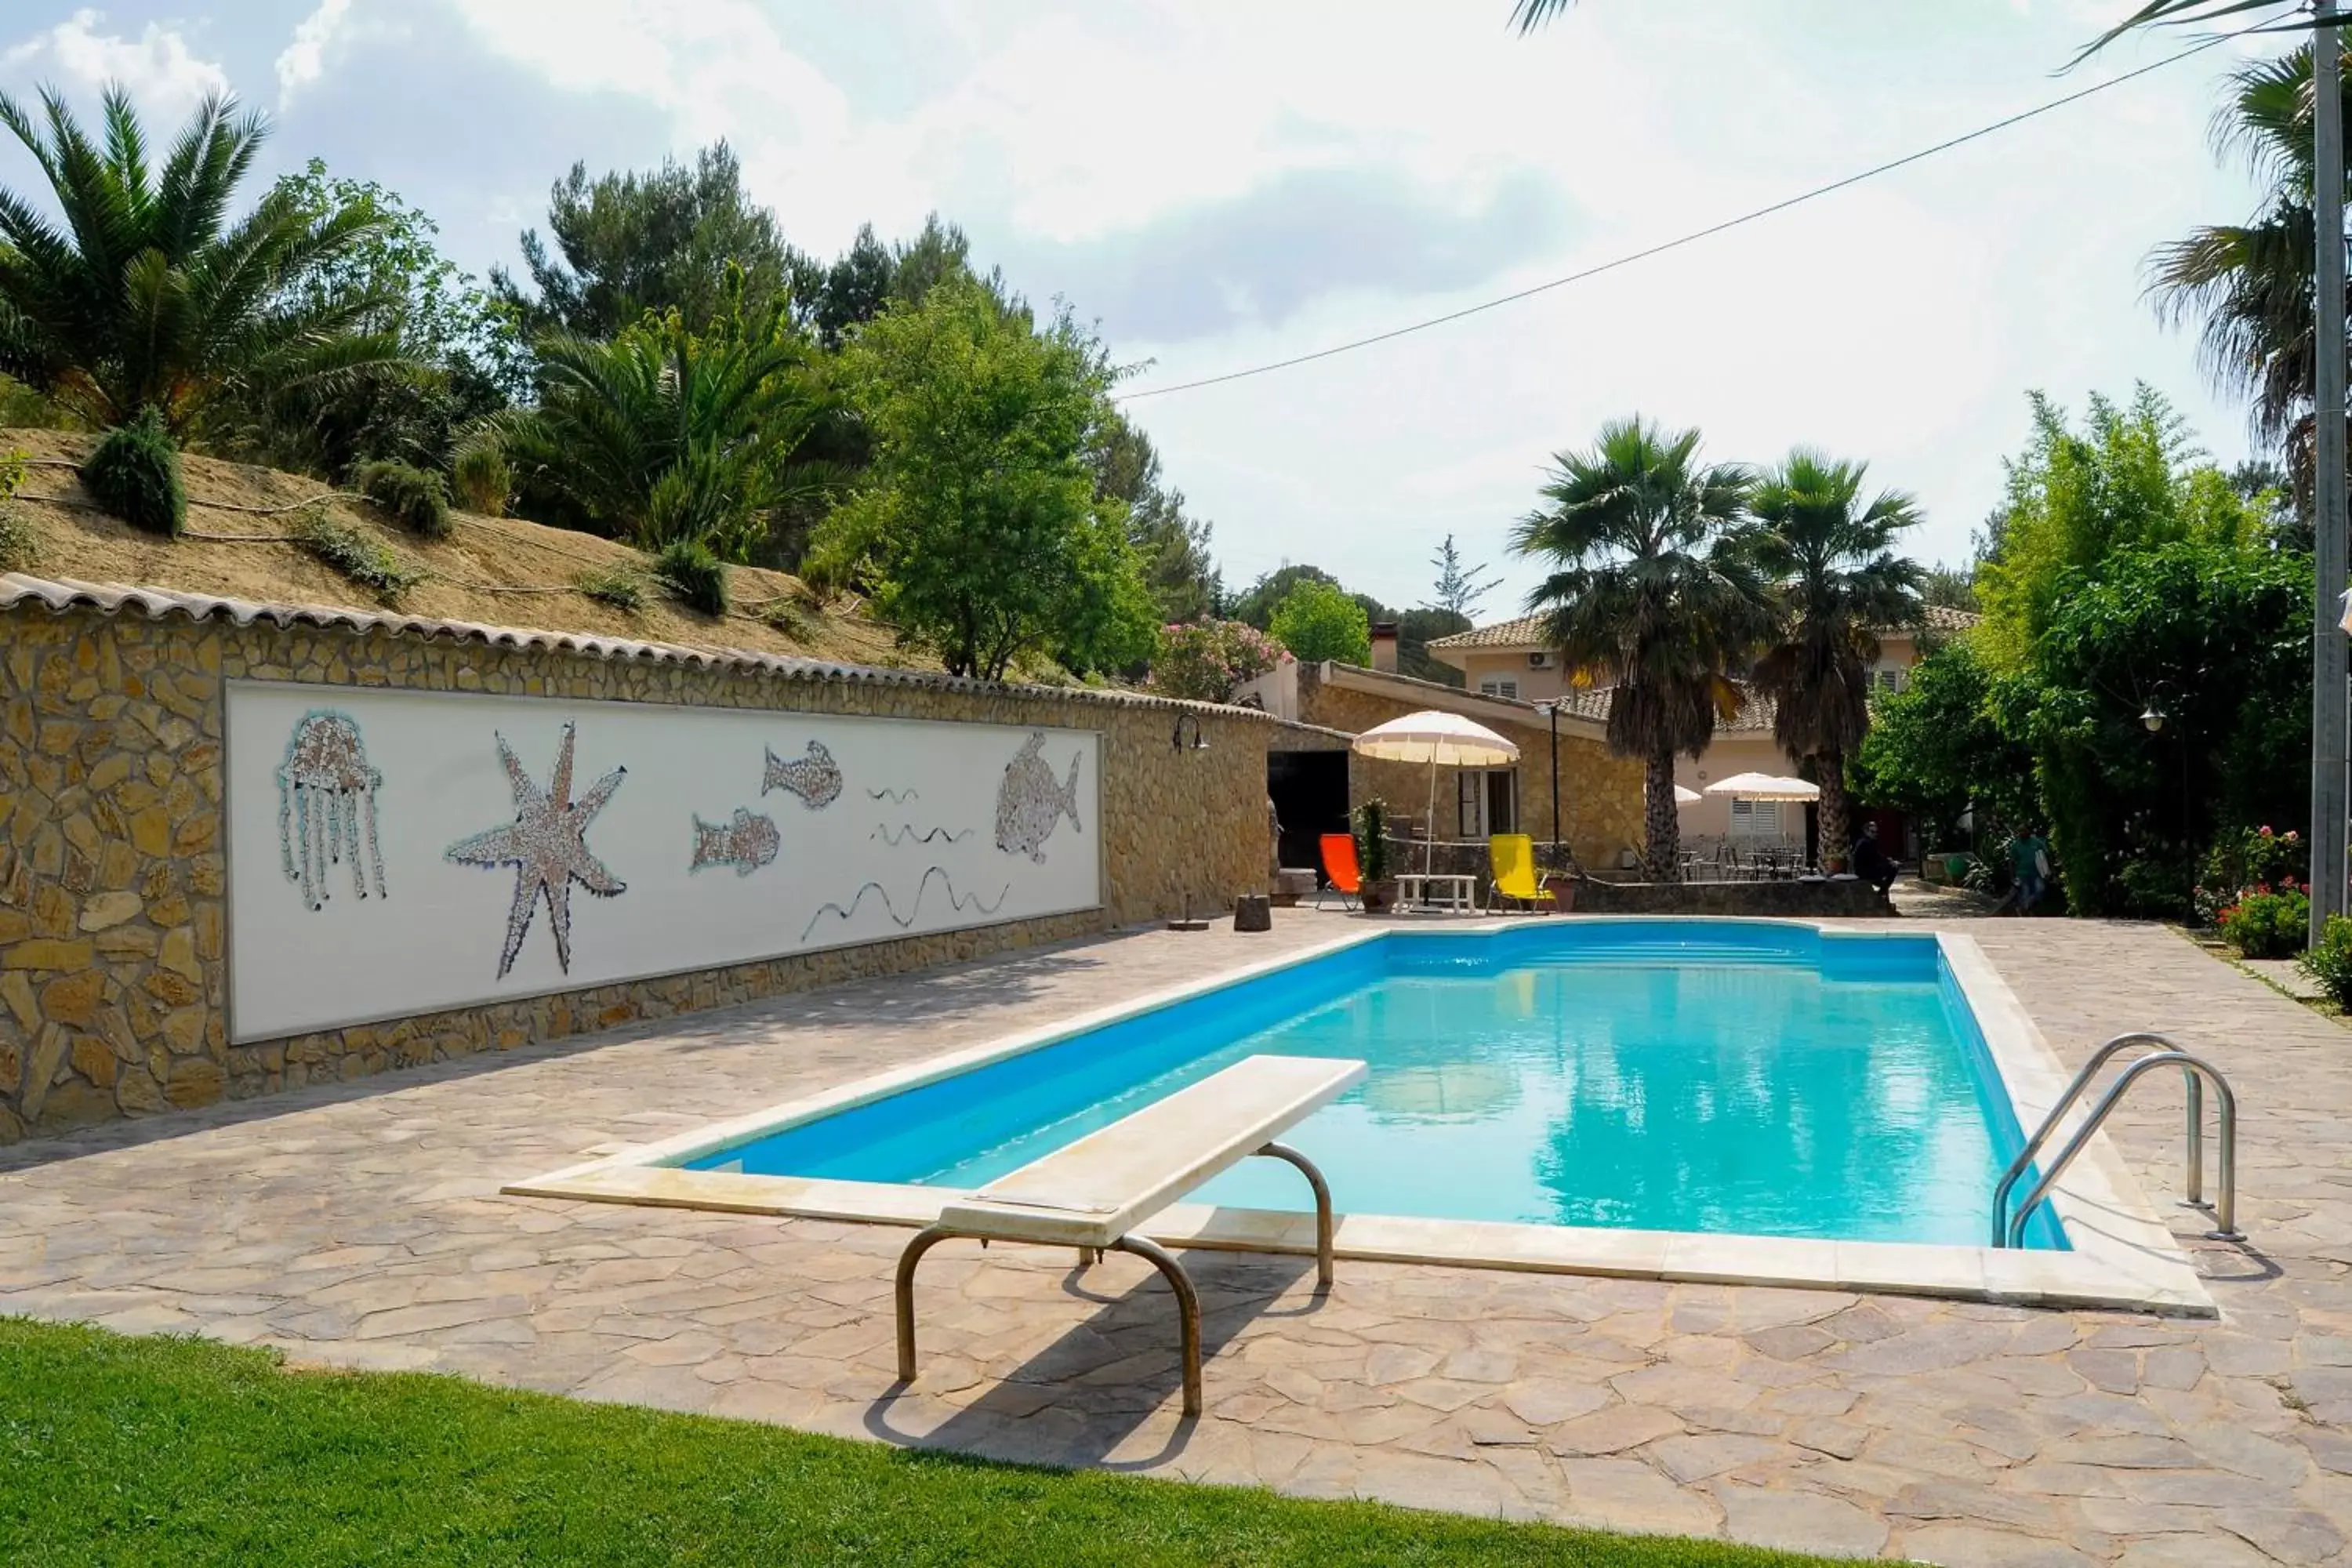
[1148,619,1283,702]
[2216,883,2310,960]
[2194,825,2309,929]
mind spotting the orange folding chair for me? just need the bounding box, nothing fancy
[1316,833,1361,910]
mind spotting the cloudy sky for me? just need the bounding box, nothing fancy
[0,2,2288,613]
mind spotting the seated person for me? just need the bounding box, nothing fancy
[1850,822,1898,895]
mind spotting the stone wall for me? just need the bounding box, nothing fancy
[1295,671,1643,871]
[1570,876,1893,918]
[0,601,1308,1141]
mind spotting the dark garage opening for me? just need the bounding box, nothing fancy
[1268,750,1350,881]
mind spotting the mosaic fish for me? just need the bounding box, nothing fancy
[761,739,842,809]
[689,808,780,877]
[994,732,1082,862]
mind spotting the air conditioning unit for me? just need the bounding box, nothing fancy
[1527,652,1555,670]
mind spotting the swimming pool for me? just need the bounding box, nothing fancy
[677,920,2063,1250]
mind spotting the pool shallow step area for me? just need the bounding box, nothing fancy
[506,918,2216,1316]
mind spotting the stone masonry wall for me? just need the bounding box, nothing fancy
[0,603,1301,1142]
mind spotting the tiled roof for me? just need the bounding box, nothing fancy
[1428,604,1981,651]
[0,573,1284,720]
[1512,682,1777,733]
[1426,612,1550,651]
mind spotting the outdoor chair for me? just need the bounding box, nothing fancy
[1316,833,1362,910]
[1485,833,1547,913]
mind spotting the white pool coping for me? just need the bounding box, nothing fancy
[505,918,2214,1317]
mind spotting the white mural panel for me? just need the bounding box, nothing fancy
[225,682,1101,1040]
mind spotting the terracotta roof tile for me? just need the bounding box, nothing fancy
[0,572,1287,720]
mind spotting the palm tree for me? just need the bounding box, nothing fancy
[2145,43,2352,502]
[496,287,833,559]
[0,86,406,434]
[1747,453,1925,866]
[1511,416,1770,880]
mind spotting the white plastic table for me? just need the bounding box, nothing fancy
[1396,872,1478,912]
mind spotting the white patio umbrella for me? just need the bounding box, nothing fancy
[1703,771,1820,802]
[1349,710,1521,872]
[1675,784,1702,806]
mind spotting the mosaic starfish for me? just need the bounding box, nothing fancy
[445,724,627,978]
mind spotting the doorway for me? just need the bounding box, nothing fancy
[1268,750,1350,878]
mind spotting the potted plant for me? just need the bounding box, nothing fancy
[1356,800,1398,913]
[1537,838,1579,912]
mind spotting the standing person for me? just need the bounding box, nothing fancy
[2008,826,2051,915]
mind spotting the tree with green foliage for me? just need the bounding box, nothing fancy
[1092,413,1221,625]
[1232,564,1340,630]
[1746,451,1924,862]
[492,143,801,339]
[1394,607,1471,686]
[1428,534,1502,619]
[0,88,408,436]
[810,276,1154,680]
[495,275,831,559]
[2017,539,2310,918]
[1268,578,1373,665]
[1512,416,1769,880]
[1973,387,2269,666]
[804,215,976,350]
[1851,638,2037,856]
[2224,456,2303,551]
[1921,564,1979,613]
[227,160,521,477]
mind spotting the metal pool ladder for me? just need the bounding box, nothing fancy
[1990,1031,2245,1248]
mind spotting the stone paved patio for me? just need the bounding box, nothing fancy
[2,913,2347,1565]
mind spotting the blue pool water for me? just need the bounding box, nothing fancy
[685,921,2063,1249]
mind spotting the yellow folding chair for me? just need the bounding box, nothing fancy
[1486,833,1547,914]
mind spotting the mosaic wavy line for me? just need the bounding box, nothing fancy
[799,866,1013,944]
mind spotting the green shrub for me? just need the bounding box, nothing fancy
[354,459,451,540]
[575,564,645,612]
[2301,914,2352,1007]
[451,435,510,517]
[80,408,184,537]
[652,539,728,616]
[759,598,814,640]
[2114,852,2195,921]
[295,511,423,601]
[2197,825,2307,926]
[2219,885,2310,960]
[1354,799,1390,885]
[1149,620,1284,702]
[0,448,31,570]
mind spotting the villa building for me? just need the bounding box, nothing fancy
[1234,628,1645,872]
[1425,606,1980,849]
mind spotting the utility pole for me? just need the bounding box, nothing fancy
[2316,0,2350,947]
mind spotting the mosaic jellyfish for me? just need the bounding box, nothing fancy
[277,710,386,910]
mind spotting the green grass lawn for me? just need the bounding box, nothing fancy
[0,1319,1845,1566]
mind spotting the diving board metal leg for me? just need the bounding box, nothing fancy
[893,1224,957,1384]
[1111,1233,1203,1417]
[895,1225,1203,1417]
[1255,1139,1336,1290]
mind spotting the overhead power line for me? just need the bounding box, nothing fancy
[1117,28,2248,403]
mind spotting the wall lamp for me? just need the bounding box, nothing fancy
[1172,712,1208,752]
